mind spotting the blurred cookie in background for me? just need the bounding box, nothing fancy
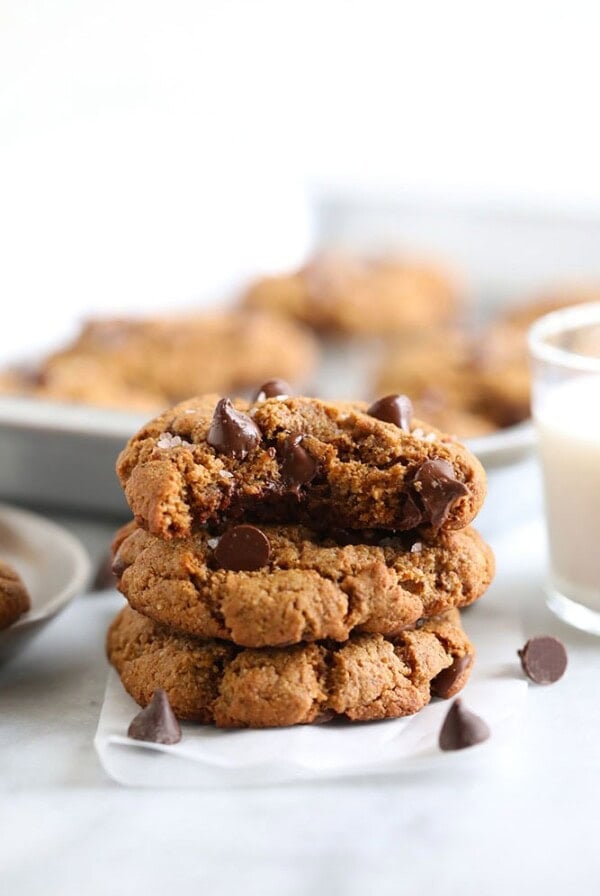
[479,285,600,430]
[375,330,496,439]
[474,323,531,428]
[0,310,318,413]
[242,251,460,338]
[375,325,532,439]
[375,285,600,439]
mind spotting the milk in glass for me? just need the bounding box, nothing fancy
[535,374,600,611]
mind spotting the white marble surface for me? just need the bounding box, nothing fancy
[2,501,600,895]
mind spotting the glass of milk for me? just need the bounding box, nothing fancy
[529,302,600,633]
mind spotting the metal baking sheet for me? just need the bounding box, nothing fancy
[0,397,145,517]
[315,193,600,304]
[4,196,592,520]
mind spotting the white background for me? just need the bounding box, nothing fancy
[3,0,600,355]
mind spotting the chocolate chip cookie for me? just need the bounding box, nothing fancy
[479,288,600,428]
[113,522,494,648]
[0,310,318,413]
[117,393,486,540]
[375,291,599,440]
[107,605,474,727]
[375,325,532,438]
[242,252,459,337]
[375,330,495,438]
[0,562,31,630]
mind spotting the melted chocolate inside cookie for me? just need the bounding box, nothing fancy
[279,434,319,491]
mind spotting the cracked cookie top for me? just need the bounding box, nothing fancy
[113,522,494,648]
[107,605,474,728]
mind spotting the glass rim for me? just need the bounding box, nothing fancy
[528,301,600,372]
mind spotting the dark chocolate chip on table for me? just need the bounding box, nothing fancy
[431,654,474,699]
[214,524,271,571]
[413,458,468,528]
[518,636,568,684]
[207,398,262,460]
[439,698,490,751]
[253,379,293,401]
[128,689,182,745]
[367,394,413,431]
[280,434,318,489]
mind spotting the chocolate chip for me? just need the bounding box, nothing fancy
[413,458,468,528]
[253,379,292,401]
[127,689,182,745]
[439,698,490,751]
[207,398,262,460]
[367,394,413,431]
[91,553,115,591]
[280,434,318,490]
[398,492,424,529]
[313,710,336,724]
[431,654,474,699]
[111,547,129,580]
[214,524,271,571]
[518,636,568,684]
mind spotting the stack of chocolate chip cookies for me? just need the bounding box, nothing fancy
[108,383,494,729]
